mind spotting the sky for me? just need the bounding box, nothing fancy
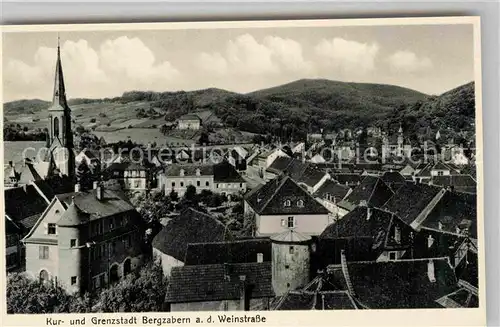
[2,23,476,102]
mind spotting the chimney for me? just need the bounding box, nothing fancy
[74,183,81,193]
[239,275,247,311]
[257,253,263,263]
[427,235,434,248]
[96,184,104,201]
[8,161,13,167]
[366,207,372,220]
[93,181,99,190]
[438,221,443,230]
[427,260,436,282]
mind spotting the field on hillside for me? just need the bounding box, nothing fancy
[93,128,195,146]
[3,141,47,165]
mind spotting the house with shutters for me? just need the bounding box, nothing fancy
[21,183,147,294]
[244,175,331,236]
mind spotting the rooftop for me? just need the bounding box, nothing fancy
[165,262,274,303]
[152,208,227,261]
[184,238,271,265]
[313,179,351,201]
[337,176,394,211]
[381,181,443,226]
[328,258,458,309]
[245,175,329,215]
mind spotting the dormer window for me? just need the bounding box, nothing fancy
[284,200,291,207]
[297,200,304,207]
[196,168,201,176]
[179,169,185,177]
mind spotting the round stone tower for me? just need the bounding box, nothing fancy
[57,197,89,294]
[271,229,312,296]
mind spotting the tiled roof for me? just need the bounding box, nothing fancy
[334,259,458,309]
[178,114,201,121]
[152,208,226,261]
[431,175,477,193]
[267,157,327,188]
[332,173,362,186]
[441,288,478,308]
[420,191,477,239]
[245,176,329,215]
[455,250,478,288]
[382,182,443,225]
[380,171,406,191]
[320,207,393,242]
[18,163,43,184]
[314,179,351,201]
[54,188,136,224]
[4,185,49,229]
[184,238,271,265]
[213,161,245,183]
[164,164,214,177]
[165,262,274,303]
[337,176,393,211]
[274,291,356,310]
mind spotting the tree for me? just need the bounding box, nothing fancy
[198,131,210,145]
[169,189,179,202]
[184,185,197,202]
[6,273,72,314]
[96,261,167,312]
[76,161,93,190]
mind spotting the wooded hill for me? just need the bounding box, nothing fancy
[3,79,475,141]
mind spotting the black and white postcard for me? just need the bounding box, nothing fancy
[1,17,485,327]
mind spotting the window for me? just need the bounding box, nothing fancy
[110,241,117,255]
[114,171,119,176]
[284,200,291,207]
[70,239,77,248]
[109,217,115,230]
[240,183,243,188]
[206,181,210,187]
[197,181,201,187]
[281,219,286,227]
[47,223,56,235]
[297,200,304,207]
[39,246,49,259]
[53,117,59,137]
[389,252,397,261]
[287,217,295,228]
[285,265,290,269]
[437,171,444,176]
[394,226,401,244]
[134,180,140,188]
[289,246,294,254]
[172,182,176,187]
[180,182,184,187]
[39,270,49,282]
[71,276,77,285]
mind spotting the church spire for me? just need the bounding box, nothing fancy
[51,34,68,109]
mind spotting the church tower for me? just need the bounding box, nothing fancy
[47,37,75,179]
